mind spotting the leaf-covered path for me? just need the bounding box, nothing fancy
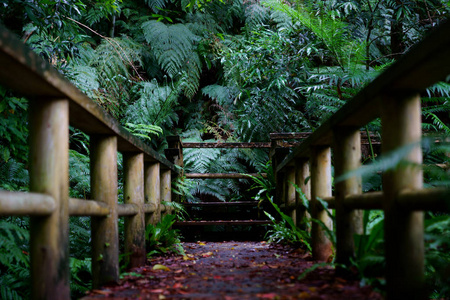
[83,242,382,299]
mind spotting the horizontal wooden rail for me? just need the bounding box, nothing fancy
[174,220,272,226]
[286,189,449,212]
[0,24,179,299]
[69,198,110,216]
[117,203,139,216]
[143,203,157,213]
[0,191,55,216]
[277,21,450,171]
[0,26,177,172]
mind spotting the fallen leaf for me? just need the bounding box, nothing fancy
[153,264,171,271]
[201,251,214,258]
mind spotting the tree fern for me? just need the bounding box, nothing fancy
[142,20,202,98]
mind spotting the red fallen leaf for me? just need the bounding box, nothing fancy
[91,289,112,295]
[174,269,183,273]
[213,275,222,279]
[256,292,278,299]
[201,252,214,258]
[172,283,183,289]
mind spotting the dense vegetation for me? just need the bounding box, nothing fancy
[0,0,449,298]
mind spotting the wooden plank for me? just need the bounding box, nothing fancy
[69,198,110,216]
[0,191,55,216]
[174,220,272,226]
[91,135,119,288]
[333,128,363,268]
[145,162,161,226]
[277,20,450,172]
[0,25,177,172]
[29,98,70,299]
[381,93,425,299]
[310,146,333,262]
[182,142,271,148]
[186,173,267,179]
[123,153,146,268]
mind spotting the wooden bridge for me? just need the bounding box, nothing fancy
[0,19,449,299]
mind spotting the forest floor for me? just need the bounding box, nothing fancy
[82,241,383,300]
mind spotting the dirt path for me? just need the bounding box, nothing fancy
[83,241,383,299]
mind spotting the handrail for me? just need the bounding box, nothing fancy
[277,20,450,170]
[0,26,176,171]
[0,24,180,299]
[275,20,450,300]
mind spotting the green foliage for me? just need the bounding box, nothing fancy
[69,257,92,298]
[264,197,311,250]
[124,123,163,142]
[424,213,450,298]
[0,219,30,299]
[142,20,201,98]
[145,215,185,256]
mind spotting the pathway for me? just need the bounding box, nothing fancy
[83,242,382,299]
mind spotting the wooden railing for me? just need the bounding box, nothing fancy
[0,26,179,299]
[275,21,450,299]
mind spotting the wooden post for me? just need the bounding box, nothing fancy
[310,146,333,261]
[381,92,425,300]
[123,152,146,268]
[145,162,161,226]
[285,166,296,223]
[295,159,310,229]
[29,99,70,300]
[161,169,172,217]
[333,128,363,268]
[90,135,119,288]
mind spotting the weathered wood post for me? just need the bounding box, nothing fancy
[145,162,161,226]
[90,135,119,288]
[295,159,310,229]
[161,169,172,217]
[29,99,70,300]
[123,152,146,268]
[333,128,363,268]
[381,92,425,299]
[285,166,296,223]
[310,146,333,261]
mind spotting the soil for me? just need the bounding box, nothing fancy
[82,241,383,300]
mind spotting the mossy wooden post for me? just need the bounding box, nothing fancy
[381,92,424,300]
[295,159,310,229]
[310,146,333,261]
[161,169,172,217]
[123,152,146,268]
[285,166,296,223]
[145,162,161,226]
[91,135,119,288]
[333,128,363,268]
[29,99,70,300]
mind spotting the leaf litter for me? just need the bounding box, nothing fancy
[83,241,383,299]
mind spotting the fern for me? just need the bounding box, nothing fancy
[0,220,30,299]
[245,3,269,32]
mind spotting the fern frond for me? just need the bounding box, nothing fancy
[245,4,269,31]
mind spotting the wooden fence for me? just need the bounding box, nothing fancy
[0,25,179,299]
[276,21,450,299]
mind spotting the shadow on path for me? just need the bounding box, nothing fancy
[83,241,382,299]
